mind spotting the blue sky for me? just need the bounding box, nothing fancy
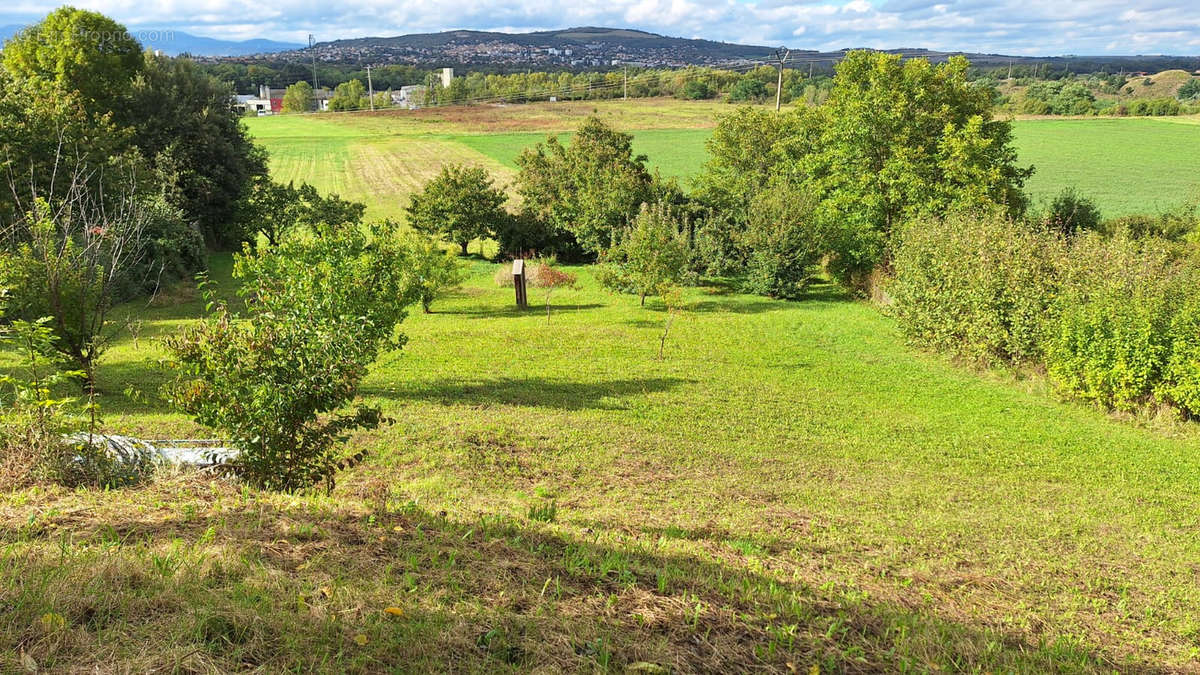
[3,0,1198,55]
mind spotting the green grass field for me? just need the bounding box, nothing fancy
[244,99,1200,220]
[5,256,1200,671]
[6,99,1200,671]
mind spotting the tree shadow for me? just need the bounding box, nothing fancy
[0,484,1133,672]
[438,303,605,319]
[362,376,691,411]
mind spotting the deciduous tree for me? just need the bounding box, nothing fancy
[406,165,507,256]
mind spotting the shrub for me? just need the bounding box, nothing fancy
[729,77,768,102]
[164,222,415,492]
[0,316,142,489]
[596,203,690,306]
[1161,294,1200,415]
[1045,188,1102,236]
[888,210,1065,364]
[400,234,465,313]
[681,80,714,100]
[118,196,207,300]
[1043,234,1184,412]
[1,183,155,388]
[1179,78,1200,102]
[738,181,824,300]
[1100,201,1198,242]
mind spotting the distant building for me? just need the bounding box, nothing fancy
[441,67,454,88]
[245,84,331,113]
[392,84,427,109]
[235,94,271,115]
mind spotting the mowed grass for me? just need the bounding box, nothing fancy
[245,100,1200,222]
[5,256,1200,670]
[1013,116,1200,215]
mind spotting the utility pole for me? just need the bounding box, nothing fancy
[366,64,374,111]
[308,35,318,91]
[773,47,791,111]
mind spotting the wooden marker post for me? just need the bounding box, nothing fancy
[513,259,528,309]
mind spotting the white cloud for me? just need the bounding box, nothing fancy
[2,0,1198,55]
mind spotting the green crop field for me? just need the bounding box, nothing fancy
[245,100,1200,221]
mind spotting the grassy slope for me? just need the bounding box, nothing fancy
[5,259,1200,671]
[245,100,1200,221]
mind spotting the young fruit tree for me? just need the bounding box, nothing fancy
[164,222,417,492]
[596,202,689,306]
[401,233,465,313]
[530,262,578,323]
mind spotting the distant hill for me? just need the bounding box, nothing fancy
[140,31,302,57]
[1120,69,1197,98]
[320,26,778,60]
[249,27,1199,74]
[0,24,300,57]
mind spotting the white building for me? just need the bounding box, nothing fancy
[392,85,427,109]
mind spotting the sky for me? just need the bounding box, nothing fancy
[2,0,1199,56]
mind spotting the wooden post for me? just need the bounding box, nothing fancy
[513,259,528,309]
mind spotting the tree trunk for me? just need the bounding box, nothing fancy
[460,240,469,256]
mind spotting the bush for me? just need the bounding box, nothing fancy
[1,185,156,388]
[1100,201,1199,242]
[1043,235,1184,412]
[729,78,768,102]
[596,203,690,305]
[738,181,824,300]
[1045,188,1102,236]
[1179,78,1200,102]
[1127,98,1182,116]
[680,80,714,100]
[164,222,416,492]
[400,234,465,313]
[1161,294,1200,415]
[0,316,144,489]
[117,196,207,301]
[888,211,1065,364]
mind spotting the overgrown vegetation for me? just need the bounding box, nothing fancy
[164,222,416,492]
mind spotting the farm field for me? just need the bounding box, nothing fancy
[6,255,1200,670]
[245,99,1200,220]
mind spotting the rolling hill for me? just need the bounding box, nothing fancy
[0,24,300,56]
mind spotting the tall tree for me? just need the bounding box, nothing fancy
[330,79,368,111]
[515,117,656,254]
[406,165,507,256]
[1,7,143,123]
[127,52,266,246]
[281,81,314,113]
